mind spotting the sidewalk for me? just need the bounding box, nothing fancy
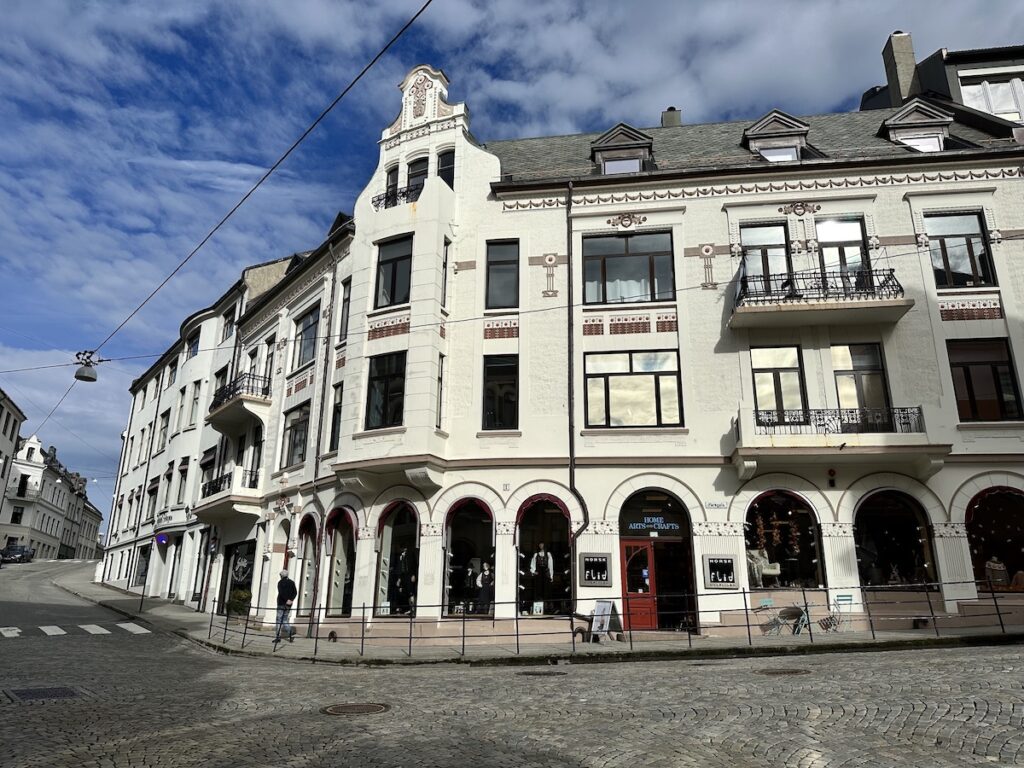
[54,565,1024,667]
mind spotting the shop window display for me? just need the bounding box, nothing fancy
[375,504,419,616]
[744,491,824,589]
[325,511,355,617]
[855,491,937,586]
[966,488,1024,590]
[518,501,571,615]
[445,502,494,616]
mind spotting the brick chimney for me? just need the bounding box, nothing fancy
[661,106,681,128]
[882,31,917,107]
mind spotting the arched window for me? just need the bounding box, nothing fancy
[517,497,571,616]
[375,503,419,617]
[966,488,1024,589]
[744,491,824,589]
[325,510,356,617]
[855,491,936,586]
[444,501,494,616]
[438,150,455,189]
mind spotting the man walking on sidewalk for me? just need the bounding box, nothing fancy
[275,569,298,643]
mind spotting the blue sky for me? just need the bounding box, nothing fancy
[2,0,1023,527]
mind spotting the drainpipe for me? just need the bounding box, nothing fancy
[565,181,591,606]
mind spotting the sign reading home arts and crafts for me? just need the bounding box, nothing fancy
[620,508,686,538]
[703,555,738,589]
[579,553,611,587]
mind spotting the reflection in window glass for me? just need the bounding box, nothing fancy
[584,350,682,428]
[948,339,1022,422]
[925,214,994,289]
[583,232,674,304]
[751,346,806,424]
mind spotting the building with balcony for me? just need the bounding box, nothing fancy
[103,34,1024,637]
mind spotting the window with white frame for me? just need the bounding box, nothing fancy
[759,146,800,162]
[960,76,1023,122]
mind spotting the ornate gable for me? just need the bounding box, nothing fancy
[743,109,810,146]
[590,123,653,157]
[881,98,954,132]
[384,65,458,138]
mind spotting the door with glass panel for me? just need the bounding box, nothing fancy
[831,344,892,432]
[816,219,870,295]
[740,224,790,298]
[620,540,657,630]
[751,347,807,427]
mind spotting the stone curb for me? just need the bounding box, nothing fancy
[52,576,1024,668]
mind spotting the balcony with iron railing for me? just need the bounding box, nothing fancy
[193,465,263,525]
[207,373,272,434]
[730,267,915,328]
[371,183,423,211]
[731,405,950,481]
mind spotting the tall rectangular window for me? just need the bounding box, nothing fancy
[281,404,311,467]
[583,232,674,304]
[436,354,445,430]
[175,387,186,431]
[438,150,455,189]
[186,332,200,359]
[816,218,870,291]
[948,339,1022,421]
[740,225,791,295]
[156,411,170,451]
[832,344,893,432]
[365,351,407,430]
[384,166,399,208]
[329,384,343,452]
[375,236,413,309]
[176,462,189,505]
[486,240,519,309]
[11,506,23,525]
[441,239,450,308]
[293,304,320,369]
[188,381,201,426]
[584,351,682,428]
[339,279,351,342]
[925,214,995,288]
[166,360,177,387]
[221,305,236,342]
[264,337,276,381]
[751,347,807,426]
[483,355,518,430]
[407,157,428,191]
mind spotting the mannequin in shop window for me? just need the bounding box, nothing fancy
[530,542,554,612]
[985,555,1010,587]
[393,546,417,614]
[476,561,494,614]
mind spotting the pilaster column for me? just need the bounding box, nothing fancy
[934,522,977,608]
[416,523,443,619]
[494,521,517,618]
[691,521,747,617]
[350,525,377,616]
[820,522,863,609]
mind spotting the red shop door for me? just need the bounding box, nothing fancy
[621,540,657,631]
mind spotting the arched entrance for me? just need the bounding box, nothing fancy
[966,488,1024,589]
[517,497,571,616]
[618,490,696,631]
[375,503,419,617]
[444,500,495,616]
[854,490,937,586]
[296,515,317,617]
[744,490,825,589]
[324,509,356,617]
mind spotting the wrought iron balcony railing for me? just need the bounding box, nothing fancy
[371,183,424,211]
[736,268,904,307]
[201,472,231,498]
[210,373,271,412]
[754,406,924,435]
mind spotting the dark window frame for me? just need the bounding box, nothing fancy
[339,279,351,342]
[831,343,892,411]
[221,305,236,342]
[740,223,792,294]
[375,236,413,310]
[292,304,320,369]
[281,403,311,468]
[583,350,683,428]
[751,345,809,426]
[441,239,450,308]
[485,240,519,310]
[925,212,996,289]
[365,351,407,431]
[816,217,871,274]
[948,339,1023,422]
[582,231,676,305]
[436,353,445,430]
[482,355,519,431]
[438,150,455,189]
[407,157,428,191]
[329,384,343,452]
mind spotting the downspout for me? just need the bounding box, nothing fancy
[565,181,591,605]
[304,242,342,636]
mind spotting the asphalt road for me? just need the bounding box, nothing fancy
[2,562,1024,767]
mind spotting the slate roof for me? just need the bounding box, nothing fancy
[481,106,1013,183]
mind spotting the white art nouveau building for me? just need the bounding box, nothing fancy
[103,35,1024,635]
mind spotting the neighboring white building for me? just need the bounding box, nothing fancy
[104,34,1024,635]
[0,386,26,524]
[0,435,97,559]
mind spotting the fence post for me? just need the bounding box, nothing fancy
[139,588,145,615]
[800,587,814,643]
[359,603,366,657]
[988,579,1006,634]
[924,585,940,638]
[742,589,753,646]
[461,604,467,657]
[570,611,576,654]
[863,590,876,640]
[313,610,320,663]
[514,603,520,655]
[222,603,230,644]
[241,608,251,649]
[626,594,634,652]
[407,609,414,658]
[208,600,216,639]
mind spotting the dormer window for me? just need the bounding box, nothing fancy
[758,146,800,163]
[743,110,810,164]
[880,98,953,154]
[590,123,653,177]
[899,134,943,153]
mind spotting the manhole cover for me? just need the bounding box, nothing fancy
[9,687,79,701]
[516,670,568,677]
[320,703,390,716]
[755,669,811,677]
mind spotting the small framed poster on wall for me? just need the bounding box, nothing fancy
[703,555,738,589]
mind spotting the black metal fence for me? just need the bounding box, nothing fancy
[736,267,904,307]
[754,406,925,435]
[202,578,1022,661]
[200,472,231,498]
[210,373,271,412]
[371,183,424,211]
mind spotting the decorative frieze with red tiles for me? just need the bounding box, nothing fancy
[286,372,314,397]
[655,313,678,333]
[609,314,651,335]
[367,315,411,340]
[439,323,446,339]
[335,354,346,370]
[582,317,604,336]
[938,298,1003,321]
[483,318,519,339]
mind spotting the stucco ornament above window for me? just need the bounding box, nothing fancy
[382,65,467,147]
[880,98,954,152]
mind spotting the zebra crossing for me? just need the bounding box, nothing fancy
[0,622,151,638]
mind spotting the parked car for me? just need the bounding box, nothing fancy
[1,545,34,563]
